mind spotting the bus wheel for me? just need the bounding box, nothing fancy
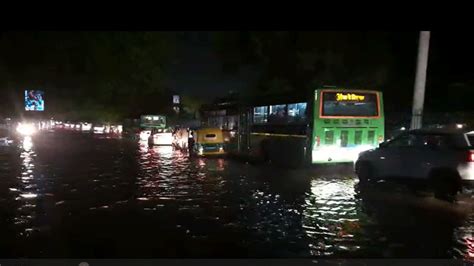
[356,161,373,183]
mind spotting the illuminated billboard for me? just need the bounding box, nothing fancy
[25,90,45,111]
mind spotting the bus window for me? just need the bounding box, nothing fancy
[340,130,349,147]
[288,103,307,123]
[368,130,375,145]
[253,106,268,124]
[355,130,362,145]
[268,104,286,123]
[325,131,334,145]
[321,92,378,117]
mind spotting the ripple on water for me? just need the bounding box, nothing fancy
[1,133,472,258]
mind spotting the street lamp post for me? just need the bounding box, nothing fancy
[410,31,431,130]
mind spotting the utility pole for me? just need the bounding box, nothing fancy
[410,31,431,130]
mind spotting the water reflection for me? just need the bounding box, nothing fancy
[22,136,33,151]
[454,218,474,260]
[302,177,364,257]
[0,132,472,258]
[14,136,38,237]
[301,174,474,258]
[135,144,202,206]
[356,181,474,258]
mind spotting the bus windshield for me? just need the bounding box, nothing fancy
[140,115,166,128]
[321,91,378,117]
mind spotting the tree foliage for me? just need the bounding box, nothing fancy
[0,31,175,120]
[215,31,403,97]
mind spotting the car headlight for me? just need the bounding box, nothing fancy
[16,123,36,136]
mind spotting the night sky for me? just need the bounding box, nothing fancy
[0,31,473,119]
[163,32,260,99]
[163,31,474,112]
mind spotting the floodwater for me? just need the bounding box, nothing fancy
[0,131,473,259]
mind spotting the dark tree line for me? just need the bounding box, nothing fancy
[1,31,472,121]
[0,31,176,120]
[214,31,474,112]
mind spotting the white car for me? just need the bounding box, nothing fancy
[355,128,474,197]
[148,128,173,146]
[81,123,92,132]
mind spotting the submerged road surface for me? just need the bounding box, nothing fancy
[0,131,473,258]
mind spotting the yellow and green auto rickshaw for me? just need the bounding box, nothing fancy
[192,128,226,156]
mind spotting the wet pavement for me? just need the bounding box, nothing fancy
[0,131,473,258]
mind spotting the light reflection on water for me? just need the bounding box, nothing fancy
[14,136,38,237]
[0,132,472,258]
[135,144,215,207]
[302,177,364,257]
[301,175,474,258]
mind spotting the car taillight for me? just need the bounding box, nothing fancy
[315,136,320,147]
[468,151,474,162]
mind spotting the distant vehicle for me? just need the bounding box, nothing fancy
[148,128,173,146]
[139,115,167,143]
[93,124,106,134]
[0,128,14,147]
[54,122,65,130]
[192,128,226,156]
[109,124,123,134]
[16,122,37,136]
[81,122,92,132]
[355,128,474,199]
[140,115,166,129]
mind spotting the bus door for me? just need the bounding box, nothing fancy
[238,108,251,153]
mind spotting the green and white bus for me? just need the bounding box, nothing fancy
[140,115,166,129]
[139,115,168,142]
[243,87,384,166]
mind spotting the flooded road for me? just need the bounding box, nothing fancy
[0,132,473,258]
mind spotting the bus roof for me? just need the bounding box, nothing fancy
[248,88,381,107]
[317,88,381,94]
